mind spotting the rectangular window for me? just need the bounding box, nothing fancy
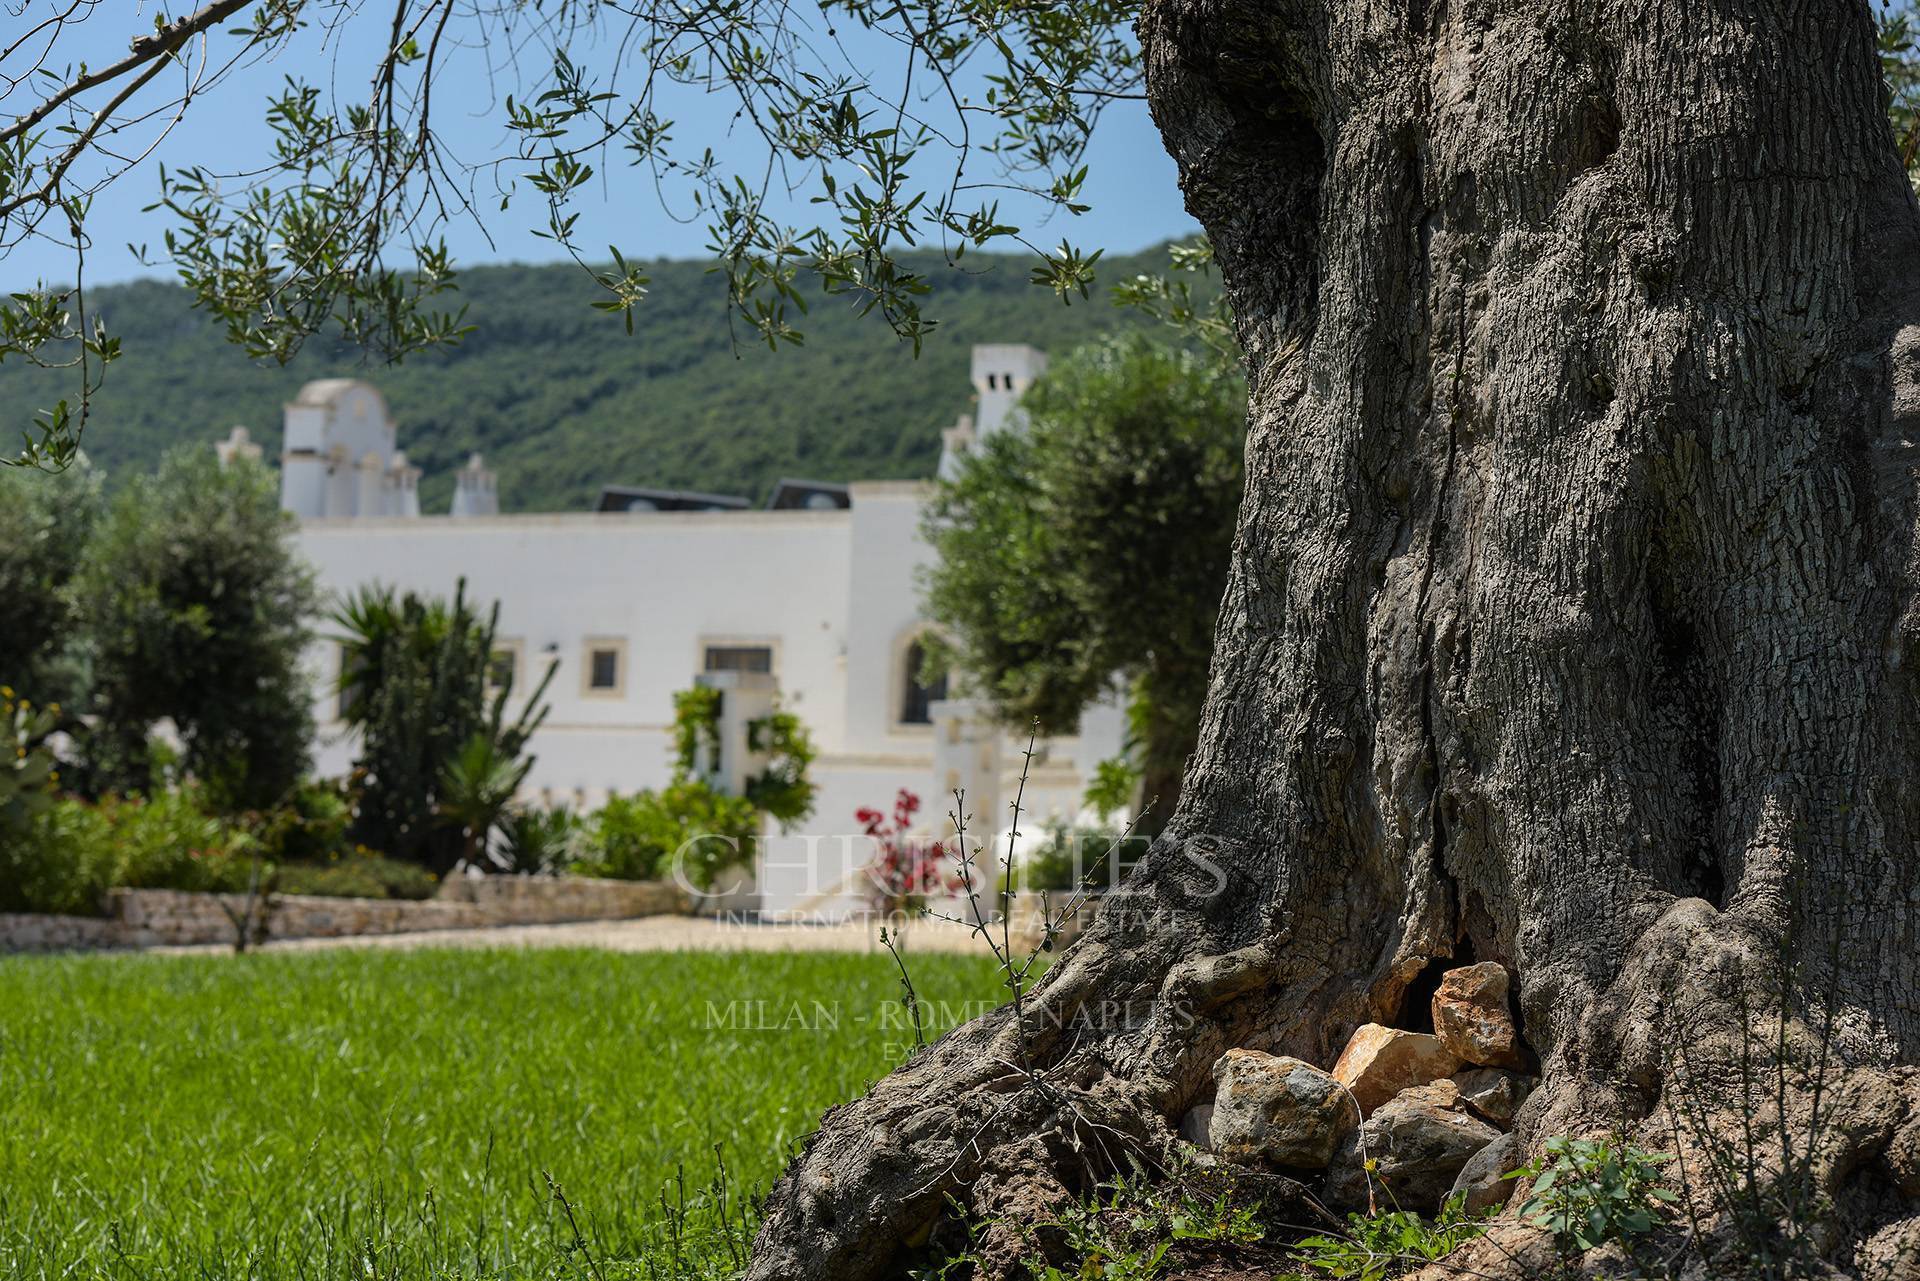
[486,641,522,693]
[581,638,626,697]
[704,644,773,675]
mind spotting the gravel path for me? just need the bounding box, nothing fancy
[155,914,994,956]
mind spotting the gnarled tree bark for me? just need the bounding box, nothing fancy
[747,3,1920,1277]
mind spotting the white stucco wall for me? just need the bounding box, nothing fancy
[300,508,855,803]
[295,497,1125,917]
[280,342,1129,918]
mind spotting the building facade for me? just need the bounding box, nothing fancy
[262,344,1124,917]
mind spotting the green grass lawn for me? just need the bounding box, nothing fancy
[0,946,1009,1279]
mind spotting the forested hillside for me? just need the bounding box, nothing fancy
[0,249,1183,512]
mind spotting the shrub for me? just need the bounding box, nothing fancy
[580,781,757,888]
[1511,1135,1676,1260]
[496,806,580,875]
[1,783,438,914]
[1288,1198,1486,1280]
[0,796,117,915]
[275,853,438,900]
[1,689,59,836]
[856,790,953,914]
[583,793,676,881]
[251,779,352,863]
[107,789,256,894]
[1020,822,1151,892]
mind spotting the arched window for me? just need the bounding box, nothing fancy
[900,639,948,725]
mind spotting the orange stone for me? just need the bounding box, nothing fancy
[1329,1024,1461,1117]
[1431,963,1527,1069]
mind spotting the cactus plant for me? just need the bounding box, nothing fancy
[1,688,60,834]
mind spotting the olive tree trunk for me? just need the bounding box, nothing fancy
[746,4,1920,1277]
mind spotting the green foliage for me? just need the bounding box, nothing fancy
[582,792,678,882]
[0,788,249,915]
[1019,821,1150,892]
[646,685,816,878]
[0,0,1155,464]
[0,254,1192,513]
[273,853,439,901]
[76,446,317,811]
[746,705,819,829]
[248,779,352,864]
[0,462,100,701]
[495,806,581,876]
[0,947,1010,1278]
[673,686,725,776]
[335,581,553,870]
[923,1167,1265,1281]
[439,732,537,865]
[0,689,60,836]
[923,333,1244,820]
[1884,3,1920,187]
[0,793,115,915]
[1511,1135,1677,1259]
[1,781,436,914]
[1111,240,1239,374]
[1082,755,1142,824]
[102,789,257,895]
[579,780,760,889]
[1286,1199,1487,1280]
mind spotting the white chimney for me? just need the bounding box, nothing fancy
[450,453,499,517]
[215,426,262,468]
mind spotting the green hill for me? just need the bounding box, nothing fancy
[1,250,1182,512]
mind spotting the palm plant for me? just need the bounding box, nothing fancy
[496,805,580,875]
[439,733,533,868]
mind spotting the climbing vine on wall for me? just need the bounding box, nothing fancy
[746,705,818,830]
[671,686,724,778]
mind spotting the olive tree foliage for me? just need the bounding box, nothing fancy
[921,334,1243,830]
[0,459,101,701]
[77,447,318,811]
[0,0,1176,470]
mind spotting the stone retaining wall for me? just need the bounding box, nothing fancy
[0,876,689,953]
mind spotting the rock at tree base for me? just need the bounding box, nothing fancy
[1448,1131,1521,1214]
[1330,1024,1460,1117]
[1325,1082,1502,1212]
[1179,1102,1215,1150]
[1207,1049,1358,1169]
[1431,963,1526,1069]
[1450,1067,1533,1128]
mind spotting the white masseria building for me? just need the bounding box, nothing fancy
[216,343,1125,917]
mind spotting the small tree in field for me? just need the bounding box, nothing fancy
[922,334,1243,831]
[0,461,100,705]
[79,447,316,811]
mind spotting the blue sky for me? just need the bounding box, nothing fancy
[3,6,1197,290]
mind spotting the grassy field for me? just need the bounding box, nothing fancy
[0,946,1009,1279]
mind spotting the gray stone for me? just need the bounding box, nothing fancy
[1325,1082,1503,1212]
[1209,1049,1359,1170]
[1448,1131,1521,1214]
[1451,1068,1534,1129]
[1330,1024,1461,1117]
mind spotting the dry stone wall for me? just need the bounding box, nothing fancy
[0,876,688,953]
